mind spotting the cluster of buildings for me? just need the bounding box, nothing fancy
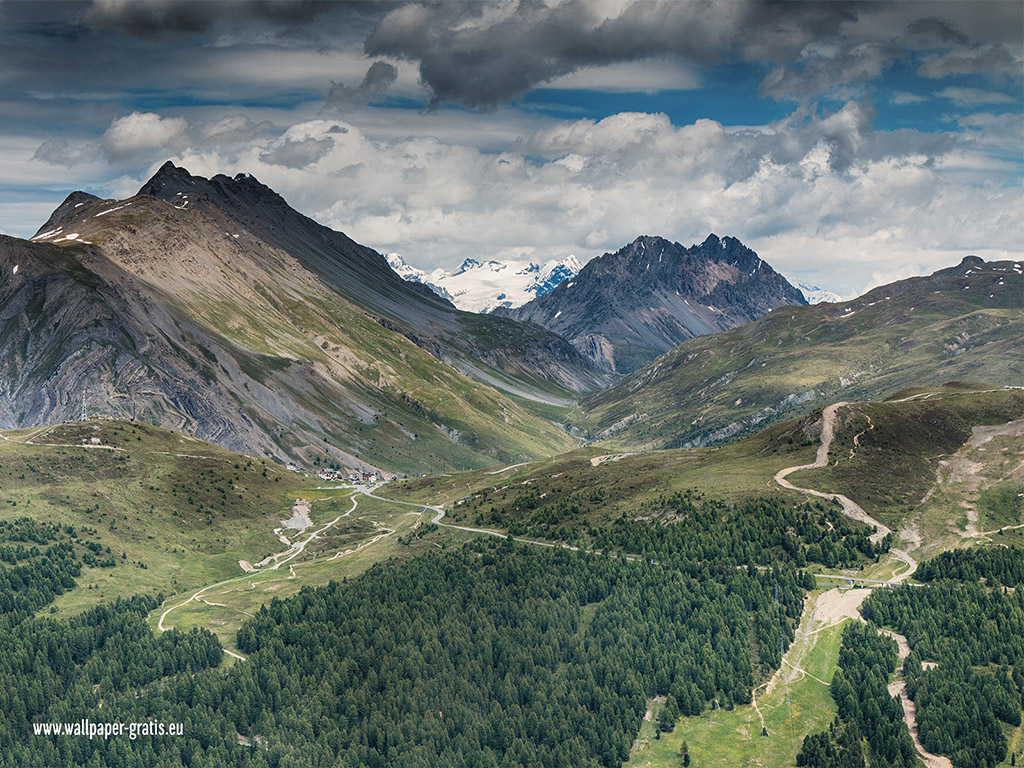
[285,463,383,484]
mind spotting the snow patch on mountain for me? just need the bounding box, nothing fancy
[796,281,845,304]
[387,253,582,313]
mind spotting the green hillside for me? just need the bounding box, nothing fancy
[0,420,316,614]
[582,258,1022,451]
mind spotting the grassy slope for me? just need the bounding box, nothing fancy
[791,389,1023,532]
[389,414,821,522]
[0,420,315,615]
[626,600,846,768]
[161,245,580,474]
[583,260,1022,451]
[203,283,580,473]
[152,493,470,651]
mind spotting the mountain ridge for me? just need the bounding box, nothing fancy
[1,162,610,473]
[499,233,807,374]
[581,255,1023,450]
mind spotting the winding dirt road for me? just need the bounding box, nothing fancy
[772,402,948,765]
[774,402,894,547]
[157,492,360,649]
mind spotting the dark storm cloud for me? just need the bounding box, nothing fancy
[918,45,1021,78]
[83,0,378,38]
[904,17,970,47]
[325,61,398,109]
[18,0,1013,113]
[361,0,1022,108]
[363,0,858,108]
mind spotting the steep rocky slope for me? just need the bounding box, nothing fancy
[501,234,806,374]
[0,164,603,473]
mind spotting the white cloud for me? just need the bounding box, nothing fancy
[15,100,1023,301]
[160,105,1020,298]
[102,111,188,159]
[541,59,700,93]
[890,91,927,105]
[936,86,1017,107]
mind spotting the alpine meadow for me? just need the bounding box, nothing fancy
[1,2,1022,768]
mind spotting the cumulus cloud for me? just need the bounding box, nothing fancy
[259,136,335,168]
[33,138,97,167]
[200,115,278,145]
[32,111,189,165]
[102,111,188,159]
[150,100,1018,297]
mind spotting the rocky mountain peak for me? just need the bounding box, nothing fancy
[137,160,195,197]
[31,191,102,239]
[138,161,286,213]
[503,233,807,373]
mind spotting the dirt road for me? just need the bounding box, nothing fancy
[774,402,894,546]
[158,493,360,640]
[773,401,947,766]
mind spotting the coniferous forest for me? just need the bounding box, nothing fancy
[801,547,1024,768]
[0,495,849,768]
[2,491,1022,767]
[864,575,1024,768]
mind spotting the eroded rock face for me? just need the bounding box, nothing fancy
[502,234,806,374]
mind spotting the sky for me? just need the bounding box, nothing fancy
[0,0,1021,297]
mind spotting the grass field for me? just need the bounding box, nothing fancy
[627,590,849,768]
[389,415,821,527]
[0,420,322,616]
[149,489,479,653]
[791,389,1023,530]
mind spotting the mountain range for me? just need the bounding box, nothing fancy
[498,234,808,374]
[386,252,582,313]
[1,162,608,474]
[2,161,1020,478]
[389,252,842,316]
[582,255,1023,449]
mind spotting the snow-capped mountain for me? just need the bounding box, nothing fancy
[386,253,582,313]
[796,282,845,304]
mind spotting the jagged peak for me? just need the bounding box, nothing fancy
[137,160,200,199]
[32,190,103,239]
[137,161,287,214]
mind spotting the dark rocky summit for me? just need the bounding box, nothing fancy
[501,234,806,373]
